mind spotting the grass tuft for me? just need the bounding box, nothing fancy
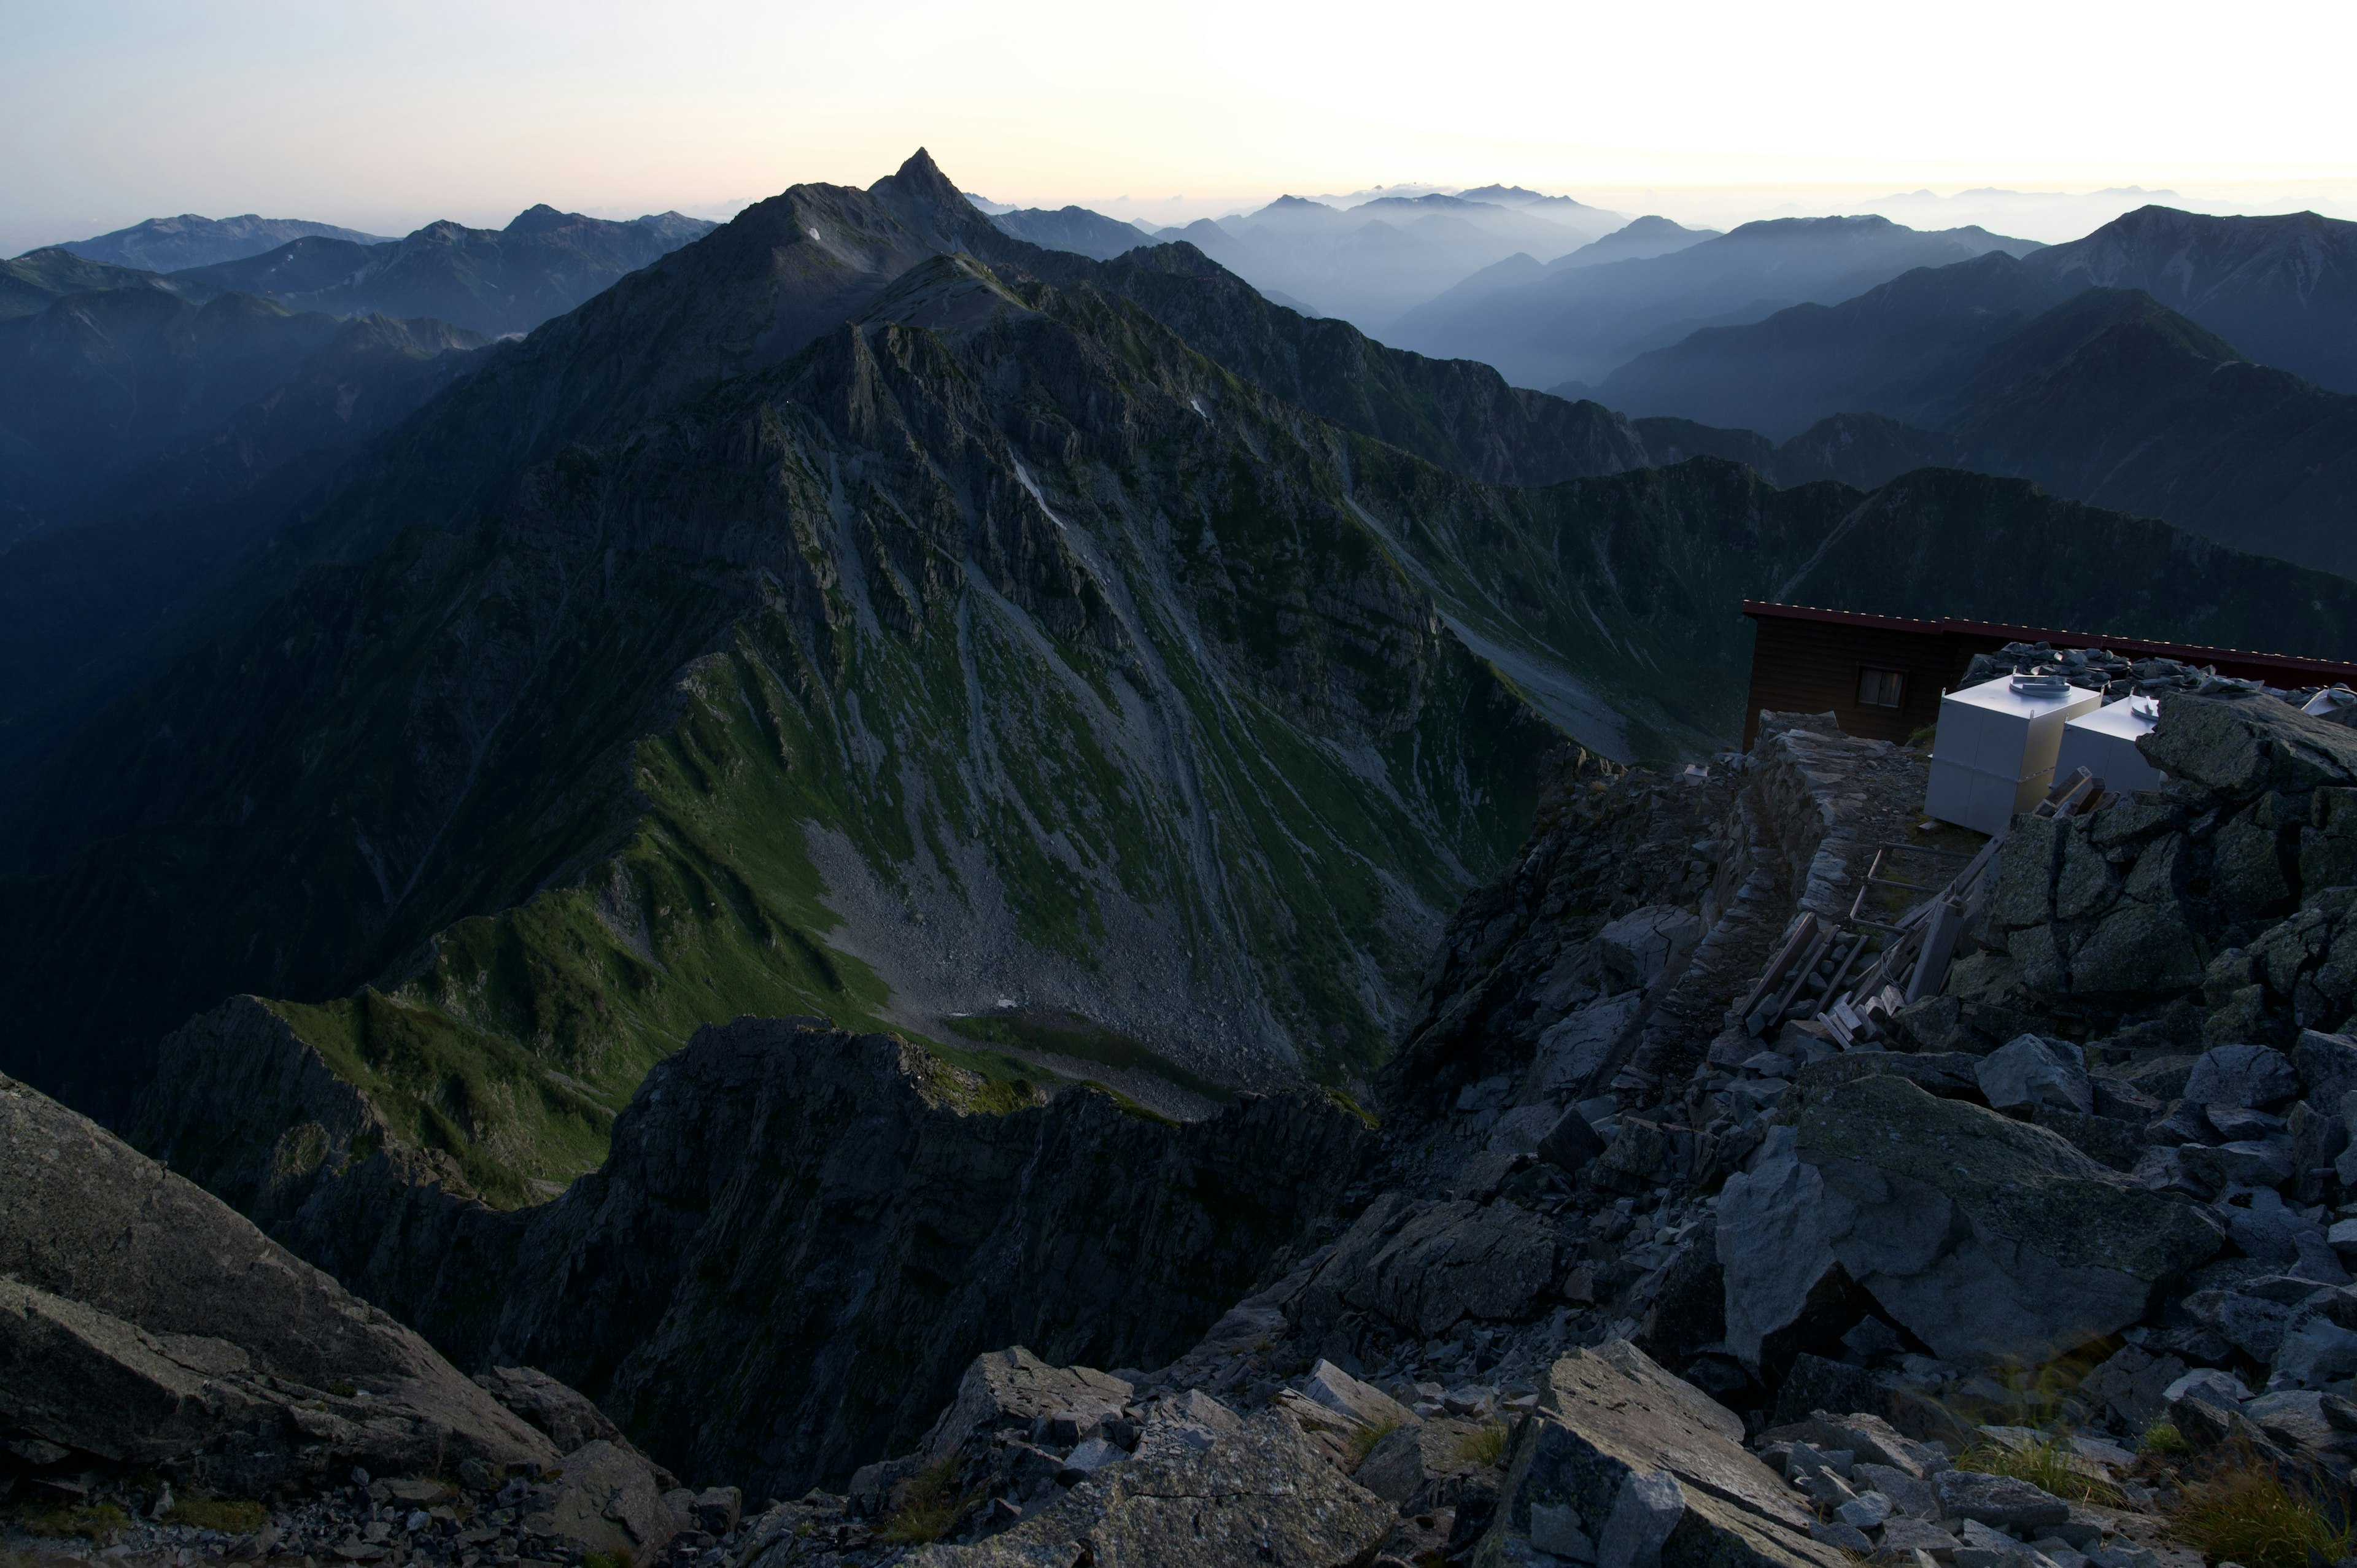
[170,1496,269,1532]
[876,1459,969,1546]
[2172,1458,2351,1568]
[6,1503,130,1544]
[581,1550,633,1568]
[1457,1421,1511,1470]
[2139,1421,2189,1456]
[1956,1437,2122,1506]
[1345,1417,1404,1469]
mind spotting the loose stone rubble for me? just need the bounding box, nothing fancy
[20,690,2357,1567]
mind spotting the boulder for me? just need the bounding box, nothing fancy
[474,1365,623,1454]
[1715,1152,1835,1369]
[2184,1044,2301,1110]
[1296,1359,1414,1434]
[1272,1359,1415,1469]
[1302,1192,1563,1338]
[1976,1036,2092,1115]
[522,1439,686,1557]
[2218,1189,2348,1284]
[1130,1388,1242,1464]
[1724,1076,2224,1367]
[2078,1344,2188,1431]
[2296,1030,2357,1110]
[919,1348,1132,1464]
[1540,1104,1609,1174]
[905,1407,1391,1568]
[0,1072,557,1487]
[1934,1470,2070,1531]
[1595,906,1703,993]
[1531,994,1649,1104]
[2137,693,2357,803]
[1482,1341,1846,1568]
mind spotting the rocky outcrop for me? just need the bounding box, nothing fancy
[0,1070,557,1491]
[902,1406,1393,1568]
[210,1018,1374,1502]
[1480,1340,1846,1568]
[1719,1075,2223,1367]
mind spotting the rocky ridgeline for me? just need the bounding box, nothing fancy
[21,690,2357,1567]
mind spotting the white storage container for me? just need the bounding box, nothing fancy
[1925,675,2103,835]
[2056,696,2165,795]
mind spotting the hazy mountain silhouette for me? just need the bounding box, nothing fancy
[55,213,391,272]
[1393,214,2042,389]
[168,205,716,336]
[1598,205,2357,434]
[1142,190,1623,331]
[986,205,1151,260]
[0,287,481,542]
[1620,286,2357,580]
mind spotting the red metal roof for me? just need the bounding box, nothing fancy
[1741,600,2357,682]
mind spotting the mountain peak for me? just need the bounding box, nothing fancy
[505,203,582,234]
[874,147,964,207]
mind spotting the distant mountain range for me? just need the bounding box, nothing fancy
[0,201,718,548]
[1621,284,2357,581]
[1598,205,2357,432]
[1571,205,2357,579]
[8,205,714,339]
[56,212,392,272]
[1398,216,1722,328]
[1390,213,2043,390]
[1140,190,1624,330]
[0,287,484,541]
[985,206,1151,260]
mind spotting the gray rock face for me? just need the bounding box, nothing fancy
[2185,1044,2301,1109]
[1716,1150,1835,1369]
[474,1364,625,1454]
[1531,994,1651,1106]
[2137,692,2357,803]
[2078,1343,2189,1430]
[1933,1470,2070,1530]
[245,1019,1367,1500]
[0,1071,557,1487]
[919,1348,1134,1464]
[1976,1035,2093,1114]
[1299,1189,1565,1338]
[520,1439,687,1557]
[905,1407,1391,1568]
[1595,906,1704,993]
[1483,1341,1846,1568]
[1724,1075,2223,1367]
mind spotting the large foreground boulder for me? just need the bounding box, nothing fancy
[1479,1340,1847,1568]
[1719,1075,2223,1367]
[0,1072,559,1489]
[907,1407,1392,1567]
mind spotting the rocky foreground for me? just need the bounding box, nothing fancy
[15,689,2357,1567]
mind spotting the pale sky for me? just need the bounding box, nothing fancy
[6,0,2355,253]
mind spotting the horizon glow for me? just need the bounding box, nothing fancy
[3,0,2353,252]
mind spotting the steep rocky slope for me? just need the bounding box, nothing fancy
[2,240,1573,1143]
[133,1014,1373,1499]
[15,152,2357,1234]
[0,1070,558,1483]
[31,682,2357,1568]
[1614,288,2357,579]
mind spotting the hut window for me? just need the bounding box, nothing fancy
[1857,668,1905,708]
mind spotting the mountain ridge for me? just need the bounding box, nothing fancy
[1390,212,2044,388]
